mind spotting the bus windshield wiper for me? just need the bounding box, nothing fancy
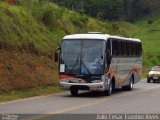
[81,59,91,74]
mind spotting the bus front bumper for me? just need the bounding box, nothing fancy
[60,82,106,91]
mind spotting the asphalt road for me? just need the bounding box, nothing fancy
[0,80,160,120]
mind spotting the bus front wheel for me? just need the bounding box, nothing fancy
[104,82,112,96]
[70,89,78,96]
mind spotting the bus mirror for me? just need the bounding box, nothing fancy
[54,47,60,62]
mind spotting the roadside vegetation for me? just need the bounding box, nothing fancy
[0,85,62,102]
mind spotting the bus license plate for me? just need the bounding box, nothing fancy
[153,77,158,79]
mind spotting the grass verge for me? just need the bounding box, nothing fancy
[0,85,62,103]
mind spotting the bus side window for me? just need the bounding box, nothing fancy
[126,41,130,56]
[129,42,132,56]
[116,40,119,56]
[135,42,137,56]
[124,41,127,56]
[140,43,142,55]
[139,43,142,56]
[132,42,136,56]
[112,40,116,56]
[116,40,120,56]
[122,41,126,56]
[136,42,139,56]
[118,40,122,56]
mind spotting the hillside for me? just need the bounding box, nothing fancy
[136,19,160,75]
[0,1,125,93]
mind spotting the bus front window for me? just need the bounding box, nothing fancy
[81,40,105,74]
[60,40,105,75]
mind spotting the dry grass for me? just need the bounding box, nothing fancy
[0,49,59,93]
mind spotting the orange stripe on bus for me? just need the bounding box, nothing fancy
[133,66,142,75]
[109,68,115,77]
[112,65,141,83]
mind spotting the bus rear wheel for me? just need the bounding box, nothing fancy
[122,77,133,91]
[70,89,78,96]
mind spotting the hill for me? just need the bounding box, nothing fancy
[0,1,125,93]
[136,19,160,75]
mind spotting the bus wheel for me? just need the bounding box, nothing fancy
[70,89,78,96]
[122,77,133,91]
[104,82,112,96]
[147,78,150,83]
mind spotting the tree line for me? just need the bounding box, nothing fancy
[51,0,151,22]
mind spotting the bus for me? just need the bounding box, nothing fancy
[55,33,142,96]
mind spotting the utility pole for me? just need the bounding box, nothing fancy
[72,5,74,11]
[67,2,69,9]
[81,1,84,11]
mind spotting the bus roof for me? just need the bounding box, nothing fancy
[63,33,141,42]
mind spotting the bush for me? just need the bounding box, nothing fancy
[150,57,158,65]
[148,20,154,24]
[70,13,88,27]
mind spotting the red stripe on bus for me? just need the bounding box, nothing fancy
[109,68,115,77]
[60,74,76,79]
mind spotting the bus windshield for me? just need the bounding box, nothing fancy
[60,39,105,75]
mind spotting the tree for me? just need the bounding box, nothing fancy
[51,0,150,22]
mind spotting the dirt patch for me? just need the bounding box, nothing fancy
[0,49,59,93]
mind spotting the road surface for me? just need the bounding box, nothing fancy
[0,80,160,120]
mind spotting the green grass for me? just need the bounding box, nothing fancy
[0,2,56,56]
[0,1,125,56]
[137,27,160,76]
[0,85,62,103]
[117,21,141,37]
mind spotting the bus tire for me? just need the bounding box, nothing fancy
[122,76,133,91]
[70,89,78,96]
[104,82,112,96]
[147,78,150,83]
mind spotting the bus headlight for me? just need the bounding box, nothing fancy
[102,75,105,81]
[61,79,69,83]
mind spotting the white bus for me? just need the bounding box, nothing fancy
[55,33,142,96]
